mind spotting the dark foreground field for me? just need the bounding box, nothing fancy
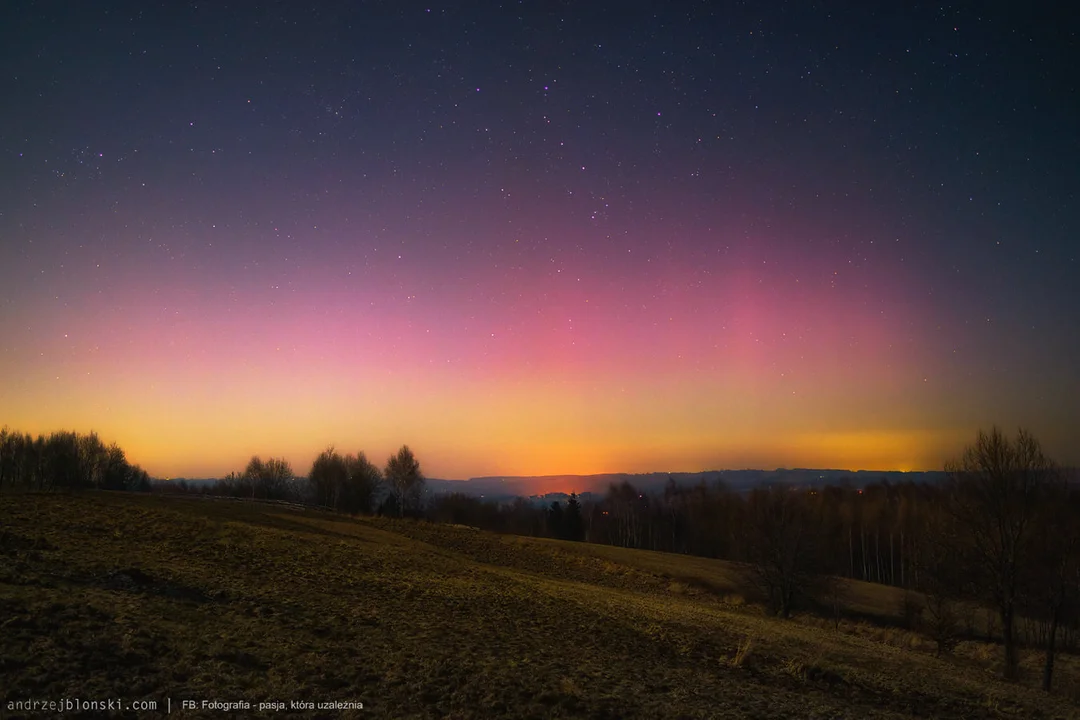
[1,493,1077,719]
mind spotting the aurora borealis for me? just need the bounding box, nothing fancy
[2,3,1077,480]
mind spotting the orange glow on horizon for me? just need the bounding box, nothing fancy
[3,262,1073,480]
[3,362,986,479]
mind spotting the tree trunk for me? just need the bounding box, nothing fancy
[875,531,881,583]
[1043,607,1060,692]
[889,531,895,586]
[1002,605,1018,680]
[779,586,793,619]
[861,527,868,580]
[900,528,905,587]
[912,531,919,588]
[848,526,854,578]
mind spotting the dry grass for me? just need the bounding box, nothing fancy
[730,635,754,668]
[1,491,1078,719]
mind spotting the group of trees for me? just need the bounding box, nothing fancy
[422,428,1079,690]
[215,456,297,501]
[0,428,151,493]
[545,493,585,541]
[208,444,425,517]
[308,448,382,513]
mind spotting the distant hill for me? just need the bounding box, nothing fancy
[152,478,220,487]
[153,470,950,503]
[426,469,947,501]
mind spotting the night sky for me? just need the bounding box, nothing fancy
[2,2,1077,480]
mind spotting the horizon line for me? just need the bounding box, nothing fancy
[158,467,950,482]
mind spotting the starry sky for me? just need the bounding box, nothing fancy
[1,2,1077,480]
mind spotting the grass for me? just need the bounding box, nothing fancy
[1,491,1078,719]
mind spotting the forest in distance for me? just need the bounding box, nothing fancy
[2,424,1078,692]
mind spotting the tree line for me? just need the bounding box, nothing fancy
[205,444,425,518]
[421,428,1079,690]
[0,428,151,492]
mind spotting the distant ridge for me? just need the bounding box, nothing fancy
[154,470,952,502]
[426,469,947,500]
[152,478,220,486]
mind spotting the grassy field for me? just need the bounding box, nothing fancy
[1,492,1077,719]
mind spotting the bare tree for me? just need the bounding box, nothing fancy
[0,427,12,492]
[242,456,266,498]
[309,447,347,508]
[945,427,1056,680]
[915,504,963,656]
[343,451,382,514]
[385,445,424,517]
[606,482,640,547]
[244,456,293,500]
[76,432,107,488]
[102,443,130,490]
[744,485,816,618]
[45,431,80,489]
[1027,475,1078,691]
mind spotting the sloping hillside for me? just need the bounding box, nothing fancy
[1,492,1076,719]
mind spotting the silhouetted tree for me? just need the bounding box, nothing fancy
[46,431,81,490]
[546,501,564,538]
[243,456,266,498]
[343,451,382,514]
[504,497,543,536]
[385,445,424,517]
[915,504,963,656]
[0,428,13,492]
[1027,475,1079,691]
[242,455,294,500]
[607,481,644,547]
[75,432,107,488]
[744,485,816,618]
[309,447,347,508]
[102,443,129,490]
[945,427,1056,680]
[661,477,686,552]
[429,492,489,527]
[564,493,584,541]
[0,428,149,493]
